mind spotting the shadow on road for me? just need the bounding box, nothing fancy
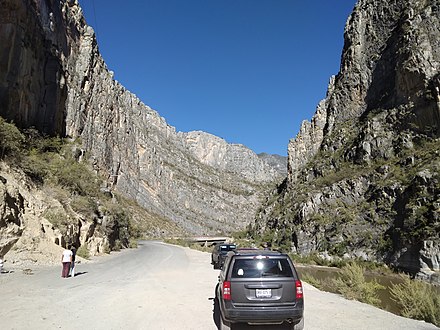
[71,271,88,277]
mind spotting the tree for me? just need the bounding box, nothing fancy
[0,117,24,158]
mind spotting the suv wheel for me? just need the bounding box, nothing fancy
[292,317,304,330]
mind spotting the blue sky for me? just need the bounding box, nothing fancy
[79,0,357,156]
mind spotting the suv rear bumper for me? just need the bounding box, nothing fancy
[222,302,304,325]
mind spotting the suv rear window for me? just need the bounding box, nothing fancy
[231,258,294,278]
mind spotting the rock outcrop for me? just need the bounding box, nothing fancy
[0,163,98,264]
[0,0,283,260]
[254,0,440,281]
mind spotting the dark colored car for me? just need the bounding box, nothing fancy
[216,249,304,330]
[211,243,237,269]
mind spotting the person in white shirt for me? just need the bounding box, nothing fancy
[61,247,73,278]
[0,254,3,274]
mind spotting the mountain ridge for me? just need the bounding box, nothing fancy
[253,0,439,281]
[0,0,283,262]
[0,0,283,261]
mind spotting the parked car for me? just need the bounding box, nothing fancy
[216,249,304,330]
[211,243,237,269]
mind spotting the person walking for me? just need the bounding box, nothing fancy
[0,254,3,274]
[61,247,72,278]
[70,246,77,277]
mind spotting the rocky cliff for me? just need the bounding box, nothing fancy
[0,161,113,265]
[0,0,283,260]
[254,0,439,281]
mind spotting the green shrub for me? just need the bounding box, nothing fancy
[102,243,111,254]
[20,150,52,183]
[329,242,349,257]
[259,229,276,246]
[70,195,98,216]
[390,276,440,327]
[232,230,249,240]
[301,273,324,289]
[290,253,323,265]
[44,210,71,232]
[77,245,90,259]
[113,239,123,251]
[52,160,99,196]
[102,205,131,248]
[128,222,143,239]
[128,238,138,249]
[0,117,24,158]
[332,262,384,306]
[22,128,64,153]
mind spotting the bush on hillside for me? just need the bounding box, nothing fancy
[0,117,24,158]
[76,245,90,259]
[0,117,142,253]
[43,210,73,233]
[332,262,384,306]
[51,159,100,196]
[390,276,440,327]
[70,195,99,217]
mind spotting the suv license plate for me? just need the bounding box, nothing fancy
[256,289,272,298]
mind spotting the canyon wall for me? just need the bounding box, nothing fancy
[255,0,439,280]
[0,0,284,260]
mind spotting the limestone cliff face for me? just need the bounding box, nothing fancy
[0,160,176,265]
[0,0,72,135]
[0,0,282,240]
[256,0,440,281]
[288,0,440,182]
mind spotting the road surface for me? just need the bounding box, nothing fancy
[0,241,437,330]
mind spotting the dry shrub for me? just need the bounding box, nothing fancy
[390,276,440,327]
[332,262,384,306]
[76,245,90,260]
[301,273,324,290]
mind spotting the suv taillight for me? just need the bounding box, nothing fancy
[295,280,303,299]
[223,281,231,300]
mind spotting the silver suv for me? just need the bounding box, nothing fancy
[217,249,304,330]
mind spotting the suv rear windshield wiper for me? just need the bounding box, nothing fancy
[261,272,282,277]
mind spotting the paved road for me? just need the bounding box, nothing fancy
[0,241,437,330]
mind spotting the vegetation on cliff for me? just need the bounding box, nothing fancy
[0,117,182,257]
[250,115,439,273]
[250,0,440,283]
[390,276,440,327]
